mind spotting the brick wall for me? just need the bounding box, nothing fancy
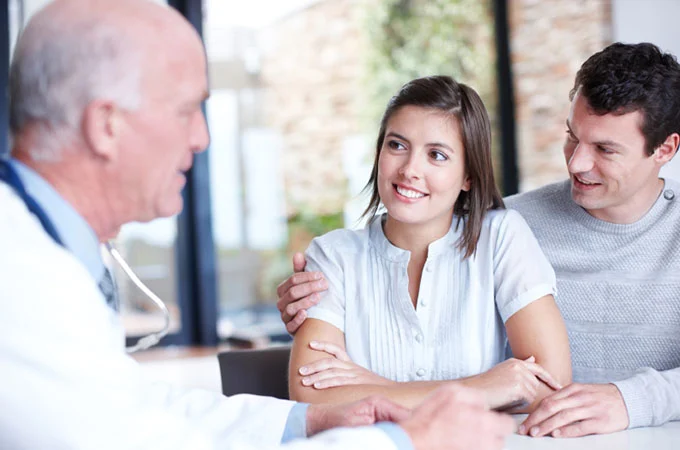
[260,0,614,215]
[509,0,612,191]
[258,0,366,216]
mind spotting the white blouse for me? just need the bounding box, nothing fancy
[305,209,556,382]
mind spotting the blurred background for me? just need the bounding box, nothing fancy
[3,0,680,352]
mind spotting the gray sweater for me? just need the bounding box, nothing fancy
[505,179,680,429]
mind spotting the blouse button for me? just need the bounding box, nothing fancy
[415,333,423,343]
[425,264,432,272]
[416,368,426,377]
[664,189,675,200]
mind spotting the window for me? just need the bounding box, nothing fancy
[202,0,498,343]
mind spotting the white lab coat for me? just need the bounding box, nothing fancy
[0,184,398,449]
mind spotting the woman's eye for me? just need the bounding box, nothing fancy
[388,140,405,150]
[430,150,448,161]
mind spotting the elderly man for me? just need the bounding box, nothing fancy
[0,0,513,449]
[277,42,680,438]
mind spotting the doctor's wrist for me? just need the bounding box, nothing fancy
[305,403,328,437]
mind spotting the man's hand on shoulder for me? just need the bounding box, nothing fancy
[519,383,629,438]
[276,252,327,334]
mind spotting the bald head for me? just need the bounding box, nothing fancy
[39,0,204,56]
[10,0,202,160]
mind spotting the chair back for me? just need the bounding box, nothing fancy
[217,345,291,400]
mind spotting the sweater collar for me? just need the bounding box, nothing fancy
[564,178,679,234]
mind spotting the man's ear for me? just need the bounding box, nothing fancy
[81,100,121,161]
[653,132,679,164]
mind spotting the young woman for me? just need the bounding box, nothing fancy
[289,76,571,411]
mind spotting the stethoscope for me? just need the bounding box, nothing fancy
[0,159,170,353]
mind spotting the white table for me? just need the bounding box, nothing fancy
[137,357,680,448]
[507,416,680,449]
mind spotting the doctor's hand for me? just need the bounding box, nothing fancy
[276,252,327,334]
[466,357,562,410]
[400,384,515,450]
[518,383,629,438]
[298,341,396,389]
[306,395,410,437]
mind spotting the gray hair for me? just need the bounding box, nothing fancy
[10,15,142,160]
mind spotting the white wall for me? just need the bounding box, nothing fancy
[612,0,680,181]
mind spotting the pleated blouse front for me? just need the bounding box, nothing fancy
[305,209,556,382]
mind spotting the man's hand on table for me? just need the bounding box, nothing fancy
[401,385,515,450]
[518,383,629,438]
[307,385,514,449]
[306,395,410,436]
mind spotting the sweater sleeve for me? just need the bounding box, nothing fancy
[613,366,680,428]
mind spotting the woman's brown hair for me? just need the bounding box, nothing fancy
[361,75,504,258]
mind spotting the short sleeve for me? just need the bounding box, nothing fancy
[304,237,346,333]
[493,209,557,322]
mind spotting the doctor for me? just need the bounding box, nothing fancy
[0,0,514,449]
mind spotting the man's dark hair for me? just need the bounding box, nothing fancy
[570,42,680,155]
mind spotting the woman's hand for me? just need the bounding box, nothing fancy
[469,356,563,410]
[297,341,396,389]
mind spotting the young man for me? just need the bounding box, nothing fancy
[277,42,680,437]
[509,41,680,438]
[0,1,513,449]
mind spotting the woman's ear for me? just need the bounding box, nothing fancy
[462,175,471,192]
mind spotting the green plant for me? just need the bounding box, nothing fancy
[256,210,345,304]
[362,0,496,133]
[288,209,345,238]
